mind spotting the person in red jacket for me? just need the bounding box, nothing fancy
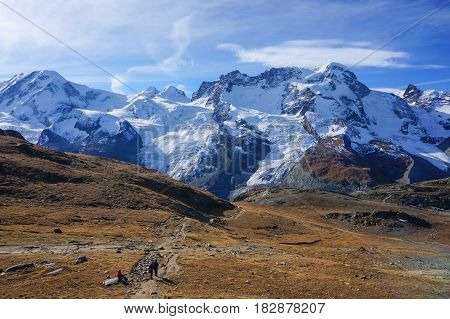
[117,270,128,284]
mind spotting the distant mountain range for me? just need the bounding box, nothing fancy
[1,64,449,198]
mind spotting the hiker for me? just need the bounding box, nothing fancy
[148,257,159,279]
[117,269,128,284]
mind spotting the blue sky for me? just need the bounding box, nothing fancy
[0,0,449,96]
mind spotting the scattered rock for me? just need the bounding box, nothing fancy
[74,256,87,264]
[353,178,450,210]
[53,228,63,234]
[256,224,279,230]
[5,263,35,273]
[46,268,64,276]
[103,277,119,286]
[116,249,122,254]
[324,210,432,230]
[41,261,55,268]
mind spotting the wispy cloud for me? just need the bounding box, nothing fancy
[0,1,215,84]
[127,15,194,75]
[218,39,444,69]
[414,78,450,86]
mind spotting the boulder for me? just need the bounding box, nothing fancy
[5,263,35,272]
[102,277,119,286]
[46,268,64,276]
[53,228,63,234]
[74,256,87,264]
[41,261,56,267]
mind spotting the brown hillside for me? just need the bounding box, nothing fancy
[0,132,234,217]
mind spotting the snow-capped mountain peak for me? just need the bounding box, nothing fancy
[140,86,160,98]
[402,84,450,114]
[403,84,422,104]
[0,70,126,141]
[0,64,448,198]
[158,85,189,102]
[319,61,348,72]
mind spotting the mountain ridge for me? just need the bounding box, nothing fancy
[0,64,448,198]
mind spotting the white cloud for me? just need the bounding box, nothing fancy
[0,0,447,91]
[170,15,192,55]
[218,39,414,69]
[0,1,151,59]
[371,87,402,94]
[0,1,226,81]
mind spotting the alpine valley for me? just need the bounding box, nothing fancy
[1,63,449,198]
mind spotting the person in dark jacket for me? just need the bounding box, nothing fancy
[149,258,159,279]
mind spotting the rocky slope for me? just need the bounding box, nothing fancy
[0,65,449,198]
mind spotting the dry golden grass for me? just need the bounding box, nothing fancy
[1,192,449,299]
[157,197,449,299]
[0,204,173,298]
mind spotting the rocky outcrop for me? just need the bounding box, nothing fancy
[352,178,450,210]
[292,137,412,191]
[0,128,25,140]
[39,120,143,164]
